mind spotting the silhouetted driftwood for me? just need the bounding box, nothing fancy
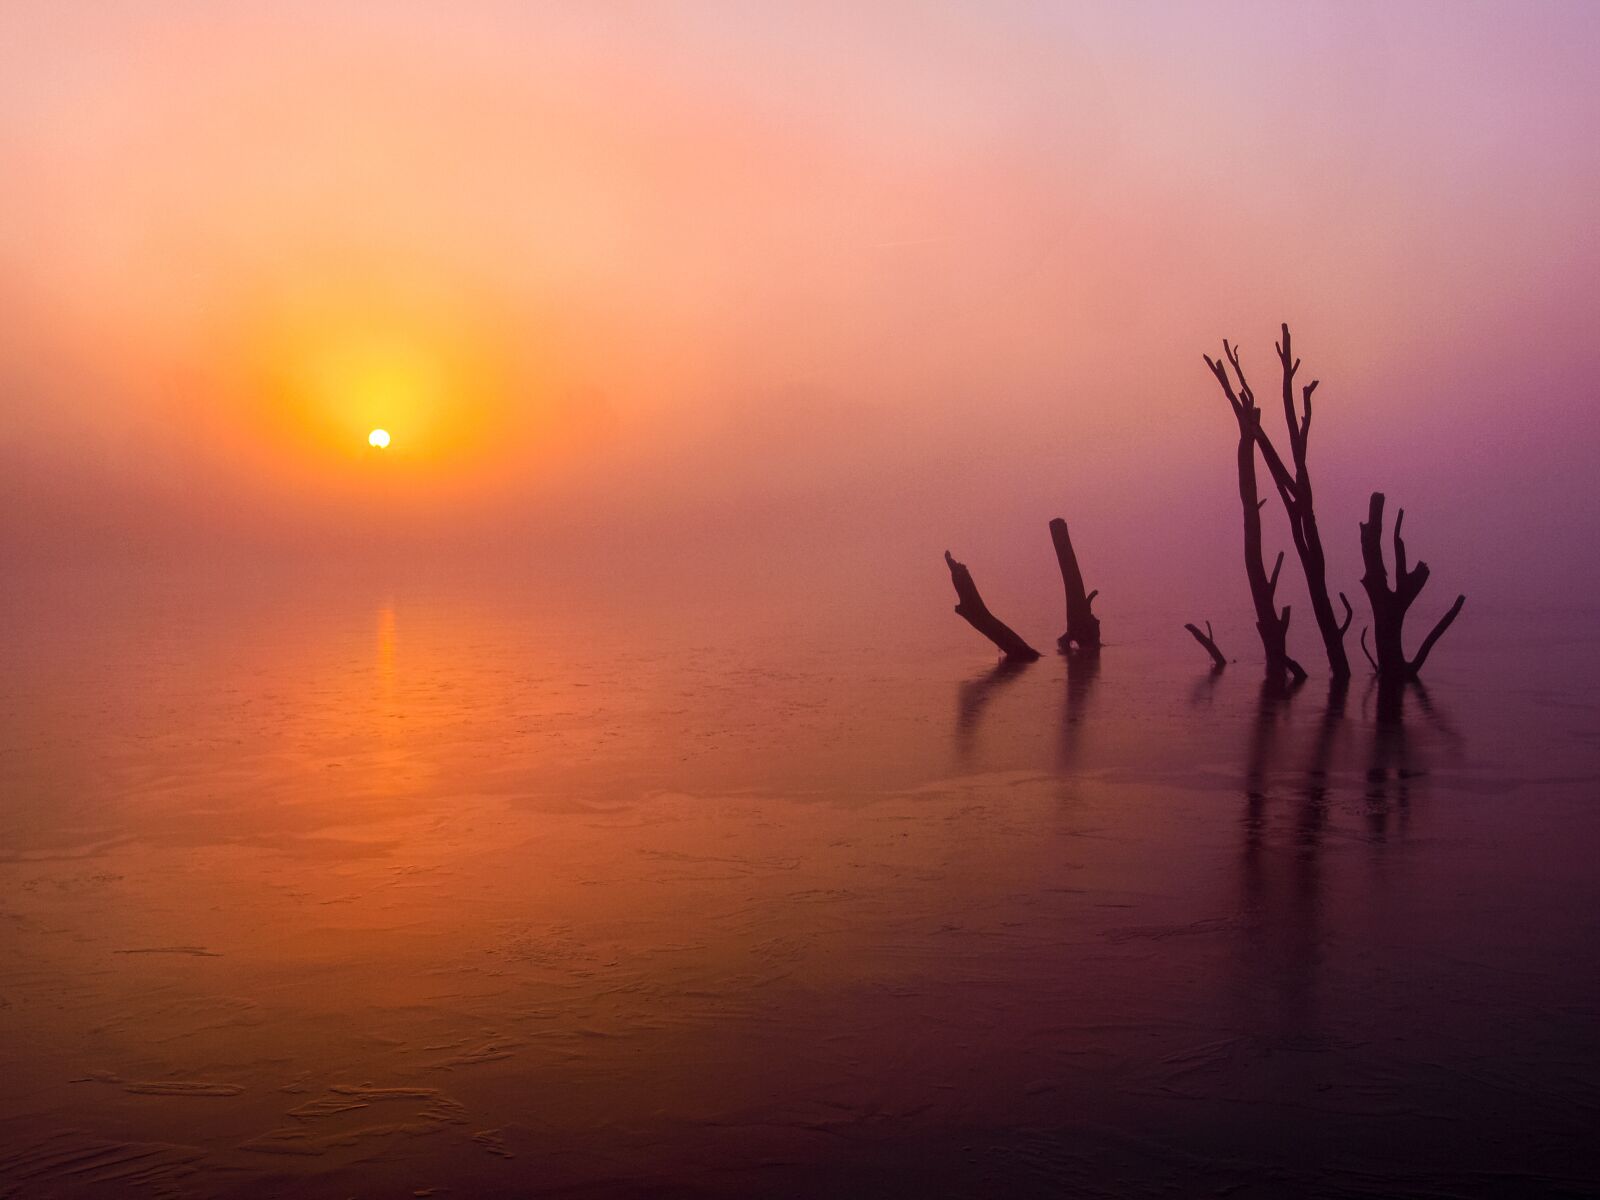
[944,551,1041,662]
[1356,492,1465,679]
[1205,326,1352,678]
[1184,621,1228,670]
[1203,350,1308,683]
[1049,518,1101,653]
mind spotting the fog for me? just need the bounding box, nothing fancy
[4,1,1598,623]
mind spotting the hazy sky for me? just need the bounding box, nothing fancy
[3,2,1597,615]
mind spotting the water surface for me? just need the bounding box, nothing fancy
[1,580,1596,1197]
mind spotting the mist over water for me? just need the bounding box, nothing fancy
[2,577,1595,1197]
[5,2,1600,1194]
[5,3,1600,604]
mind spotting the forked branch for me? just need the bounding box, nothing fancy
[1357,492,1465,679]
[1205,325,1349,679]
[1202,348,1307,683]
[1184,621,1228,670]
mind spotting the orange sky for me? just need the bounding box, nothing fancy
[2,2,1598,608]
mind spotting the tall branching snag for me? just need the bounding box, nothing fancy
[1205,326,1352,679]
[1357,493,1465,679]
[1049,518,1101,653]
[934,323,1469,690]
[944,550,1041,662]
[1203,347,1308,683]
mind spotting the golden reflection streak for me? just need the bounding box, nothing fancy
[375,603,397,717]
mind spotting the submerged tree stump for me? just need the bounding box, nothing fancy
[944,551,1041,662]
[1049,518,1101,653]
[1357,492,1466,679]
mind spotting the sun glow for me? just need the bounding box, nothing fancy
[219,272,594,502]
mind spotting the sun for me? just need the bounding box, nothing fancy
[368,428,391,449]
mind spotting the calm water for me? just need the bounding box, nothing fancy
[1,578,1597,1198]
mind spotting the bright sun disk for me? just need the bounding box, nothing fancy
[368,428,391,449]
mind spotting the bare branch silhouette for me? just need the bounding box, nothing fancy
[1360,626,1379,671]
[944,550,1041,662]
[1357,493,1466,679]
[1205,325,1348,678]
[1184,620,1228,669]
[1049,518,1102,654]
[1203,339,1308,682]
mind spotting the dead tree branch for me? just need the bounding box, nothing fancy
[944,550,1041,662]
[1049,518,1102,654]
[1184,621,1228,670]
[1357,492,1466,679]
[1203,345,1308,683]
[1205,325,1349,678]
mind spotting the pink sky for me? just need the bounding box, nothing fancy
[2,1,1597,612]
